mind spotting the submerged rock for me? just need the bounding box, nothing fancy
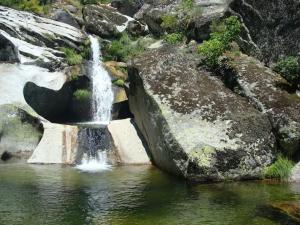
[270,201,300,223]
[128,46,275,182]
[0,104,43,162]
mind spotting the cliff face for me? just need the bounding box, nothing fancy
[229,0,300,64]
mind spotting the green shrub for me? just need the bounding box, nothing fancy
[61,47,83,65]
[73,89,91,102]
[112,79,125,87]
[106,33,145,62]
[197,16,241,67]
[274,56,300,86]
[161,14,178,33]
[164,33,184,44]
[80,38,91,60]
[264,155,294,181]
[181,0,194,9]
[80,0,110,4]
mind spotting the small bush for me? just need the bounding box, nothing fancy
[80,38,91,60]
[112,79,125,87]
[264,155,294,181]
[80,0,110,4]
[106,33,145,62]
[73,89,91,102]
[164,33,184,44]
[274,56,300,86]
[61,47,83,65]
[161,14,178,33]
[198,16,241,67]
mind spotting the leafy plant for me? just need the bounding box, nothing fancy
[164,32,184,44]
[264,155,294,181]
[161,14,178,33]
[105,33,146,62]
[274,56,300,86]
[198,16,241,67]
[61,47,83,65]
[112,79,125,87]
[73,89,91,102]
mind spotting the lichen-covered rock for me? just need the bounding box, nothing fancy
[229,0,300,64]
[134,0,229,39]
[220,53,300,157]
[127,46,275,182]
[0,104,43,162]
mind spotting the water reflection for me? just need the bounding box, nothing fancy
[0,164,300,225]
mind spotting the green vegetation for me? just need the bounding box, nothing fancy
[112,79,125,87]
[61,47,83,65]
[105,33,146,62]
[80,38,91,60]
[0,0,49,14]
[164,33,184,44]
[274,56,300,86]
[198,16,241,67]
[264,155,294,181]
[73,89,91,102]
[161,14,178,33]
[80,0,110,4]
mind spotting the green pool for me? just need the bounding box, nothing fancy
[0,163,299,225]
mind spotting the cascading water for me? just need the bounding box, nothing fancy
[76,35,114,172]
[90,35,114,124]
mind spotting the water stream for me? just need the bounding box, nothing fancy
[76,36,114,172]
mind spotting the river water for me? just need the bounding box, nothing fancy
[0,163,299,225]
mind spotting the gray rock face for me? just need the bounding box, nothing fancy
[0,6,85,70]
[83,5,128,38]
[0,104,43,162]
[219,53,300,157]
[50,9,80,29]
[229,0,300,64]
[0,33,19,62]
[134,0,229,38]
[128,46,275,182]
[111,0,144,17]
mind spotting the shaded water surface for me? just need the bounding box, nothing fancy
[0,164,300,225]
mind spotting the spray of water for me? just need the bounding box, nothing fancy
[76,152,112,172]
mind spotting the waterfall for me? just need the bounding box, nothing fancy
[76,36,113,172]
[90,35,114,124]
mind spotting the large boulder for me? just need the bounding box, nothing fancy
[0,104,43,162]
[219,53,300,158]
[50,9,80,29]
[127,46,275,182]
[134,0,229,38]
[111,0,144,17]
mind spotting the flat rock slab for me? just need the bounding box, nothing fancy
[28,122,78,164]
[128,46,275,182]
[108,119,151,165]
